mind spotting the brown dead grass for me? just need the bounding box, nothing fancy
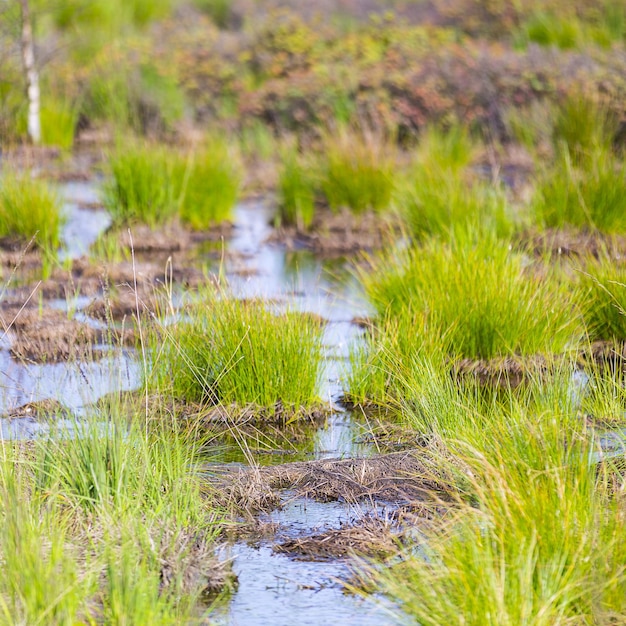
[2,398,70,420]
[211,445,464,518]
[518,227,626,260]
[4,308,102,363]
[274,516,403,560]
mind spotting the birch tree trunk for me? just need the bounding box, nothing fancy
[19,0,40,144]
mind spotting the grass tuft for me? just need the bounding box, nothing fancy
[149,295,324,411]
[177,140,240,230]
[400,126,512,240]
[276,146,317,229]
[104,142,180,227]
[320,129,394,214]
[0,172,64,251]
[362,233,580,361]
[578,254,626,341]
[533,147,626,233]
[104,140,239,228]
[378,372,626,624]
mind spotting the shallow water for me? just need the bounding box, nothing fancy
[214,495,403,626]
[0,183,399,623]
[59,181,111,261]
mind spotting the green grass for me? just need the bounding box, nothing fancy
[0,172,64,251]
[104,141,239,229]
[377,370,626,624]
[399,126,512,241]
[0,404,223,624]
[276,147,317,230]
[361,233,581,361]
[552,94,618,157]
[104,142,181,227]
[177,141,240,230]
[149,295,324,412]
[517,11,582,49]
[320,130,394,214]
[577,255,626,341]
[401,167,511,241]
[40,99,78,151]
[580,363,626,426]
[533,147,626,233]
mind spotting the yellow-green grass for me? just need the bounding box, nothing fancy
[581,362,626,426]
[104,142,180,227]
[0,407,223,624]
[377,372,626,625]
[577,254,626,341]
[361,233,581,361]
[276,147,317,229]
[148,296,324,412]
[533,147,626,233]
[400,126,512,241]
[0,172,64,251]
[104,141,240,229]
[177,141,240,230]
[320,130,395,214]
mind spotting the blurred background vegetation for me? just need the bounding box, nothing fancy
[0,0,624,150]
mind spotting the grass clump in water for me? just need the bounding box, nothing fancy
[377,373,626,624]
[362,233,580,361]
[400,126,512,240]
[104,140,240,229]
[150,296,324,412]
[0,405,225,624]
[320,129,394,214]
[104,142,180,227]
[276,146,317,230]
[176,141,241,230]
[578,254,626,341]
[0,172,64,251]
[533,147,626,233]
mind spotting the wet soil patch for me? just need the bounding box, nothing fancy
[274,516,405,560]
[116,219,234,254]
[84,287,165,323]
[269,208,400,256]
[3,308,103,363]
[518,228,626,260]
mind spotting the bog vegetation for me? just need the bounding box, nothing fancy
[2,0,626,623]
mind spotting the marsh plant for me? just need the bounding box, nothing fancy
[378,373,626,625]
[320,129,395,214]
[360,234,581,361]
[552,94,618,156]
[534,147,626,233]
[150,295,323,412]
[0,172,64,251]
[577,254,626,341]
[276,147,317,230]
[401,126,512,240]
[104,140,240,228]
[580,362,626,426]
[0,408,223,624]
[176,140,241,230]
[104,142,181,226]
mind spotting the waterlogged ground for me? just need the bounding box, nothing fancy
[0,180,407,624]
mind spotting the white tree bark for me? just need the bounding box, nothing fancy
[20,0,40,144]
